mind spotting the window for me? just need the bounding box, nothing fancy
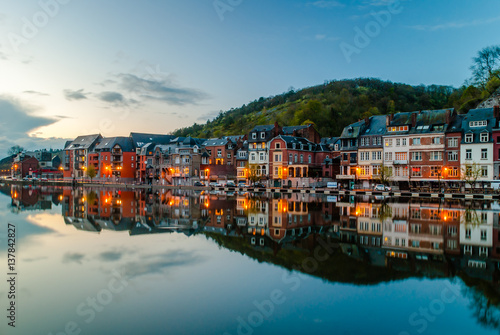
[480,133,489,142]
[465,134,473,143]
[260,132,265,139]
[413,138,421,145]
[411,152,422,161]
[384,152,392,161]
[294,154,298,163]
[432,137,441,144]
[448,138,458,147]
[385,139,392,147]
[481,148,488,159]
[411,167,421,177]
[259,153,264,161]
[481,165,488,177]
[289,153,292,163]
[449,167,459,177]
[469,120,487,127]
[217,149,222,157]
[412,240,420,248]
[308,155,312,164]
[430,151,442,161]
[402,138,407,146]
[131,156,135,161]
[465,228,471,239]
[252,133,256,139]
[396,139,400,146]
[465,149,472,160]
[131,163,134,168]
[395,152,407,161]
[481,229,487,241]
[275,142,280,149]
[430,166,441,177]
[448,151,458,161]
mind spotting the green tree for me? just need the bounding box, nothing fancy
[248,164,260,185]
[377,164,392,186]
[86,164,97,182]
[461,163,482,192]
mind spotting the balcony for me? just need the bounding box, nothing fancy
[393,159,408,165]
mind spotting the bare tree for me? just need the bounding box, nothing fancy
[8,145,24,156]
[470,45,500,88]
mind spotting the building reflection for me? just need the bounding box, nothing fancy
[7,185,500,317]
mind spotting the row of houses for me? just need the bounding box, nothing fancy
[13,105,499,188]
[337,106,500,188]
[58,124,341,186]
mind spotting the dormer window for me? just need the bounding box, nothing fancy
[275,143,281,149]
[465,134,473,143]
[480,132,489,142]
[260,132,265,139]
[252,133,256,139]
[470,120,487,127]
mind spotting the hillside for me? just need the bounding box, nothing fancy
[172,78,464,138]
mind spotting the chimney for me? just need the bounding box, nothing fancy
[494,105,500,119]
[386,114,393,126]
[293,129,298,137]
[411,112,417,128]
[445,109,451,125]
[364,117,369,125]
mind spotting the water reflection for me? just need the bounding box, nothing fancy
[4,184,500,333]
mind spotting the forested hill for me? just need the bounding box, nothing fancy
[171,78,486,139]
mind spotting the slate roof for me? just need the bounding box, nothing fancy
[446,114,464,133]
[461,107,497,143]
[251,124,275,132]
[339,120,366,139]
[95,137,135,152]
[282,125,308,134]
[274,135,320,151]
[390,112,414,126]
[66,134,102,150]
[203,138,230,147]
[408,109,452,134]
[129,133,175,147]
[361,115,387,136]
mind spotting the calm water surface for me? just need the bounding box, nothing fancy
[0,185,499,335]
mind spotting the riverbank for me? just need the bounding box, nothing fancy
[2,179,500,200]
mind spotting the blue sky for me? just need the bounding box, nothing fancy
[0,0,499,155]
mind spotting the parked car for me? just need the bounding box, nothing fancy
[238,182,249,187]
[193,181,205,187]
[253,182,266,188]
[208,182,220,187]
[226,181,236,187]
[374,184,391,191]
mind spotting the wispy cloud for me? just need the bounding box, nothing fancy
[96,91,126,104]
[24,90,50,96]
[408,15,500,31]
[307,1,345,8]
[117,73,209,106]
[62,252,85,264]
[63,89,89,101]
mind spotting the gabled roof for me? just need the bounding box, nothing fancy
[460,107,497,143]
[67,134,102,150]
[409,109,453,134]
[63,141,73,150]
[203,138,230,147]
[361,115,387,136]
[390,112,414,126]
[129,133,175,147]
[282,125,309,134]
[339,120,366,139]
[251,124,275,132]
[95,137,135,152]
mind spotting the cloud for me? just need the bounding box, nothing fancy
[63,89,89,101]
[62,252,85,264]
[307,1,345,8]
[407,15,500,31]
[119,250,205,279]
[97,91,125,103]
[98,251,123,262]
[117,73,209,105]
[23,90,49,96]
[0,96,67,155]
